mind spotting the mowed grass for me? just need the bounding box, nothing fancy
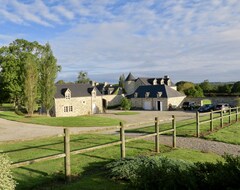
[205,122,240,145]
[0,111,121,127]
[0,134,223,190]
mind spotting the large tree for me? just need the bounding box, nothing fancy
[24,54,38,116]
[0,39,44,108]
[39,43,60,115]
[0,39,60,114]
[231,81,240,93]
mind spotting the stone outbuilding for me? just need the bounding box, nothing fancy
[52,83,103,117]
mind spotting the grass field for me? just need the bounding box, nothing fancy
[0,111,121,127]
[0,134,223,190]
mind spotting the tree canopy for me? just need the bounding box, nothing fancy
[76,71,90,84]
[0,39,60,115]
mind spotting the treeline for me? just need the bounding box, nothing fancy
[0,39,60,116]
[176,80,240,97]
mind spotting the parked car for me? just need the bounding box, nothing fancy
[182,102,195,111]
[198,104,215,113]
[214,103,230,113]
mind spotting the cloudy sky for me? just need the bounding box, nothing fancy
[0,0,240,83]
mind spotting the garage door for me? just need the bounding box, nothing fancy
[143,101,152,110]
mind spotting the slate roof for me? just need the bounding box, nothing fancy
[55,83,102,98]
[137,77,174,86]
[96,83,121,95]
[127,85,185,98]
[125,72,136,81]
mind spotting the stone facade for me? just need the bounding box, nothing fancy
[54,96,103,117]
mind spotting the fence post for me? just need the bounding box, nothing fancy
[155,117,159,153]
[120,122,126,159]
[64,128,71,182]
[172,115,176,148]
[229,107,231,124]
[236,107,238,122]
[220,110,223,128]
[196,111,200,137]
[210,111,213,132]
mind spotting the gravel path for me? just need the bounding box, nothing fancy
[125,133,240,156]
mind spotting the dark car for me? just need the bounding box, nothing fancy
[198,104,215,113]
[182,102,195,111]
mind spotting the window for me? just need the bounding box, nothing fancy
[145,92,150,98]
[153,79,157,85]
[157,92,162,98]
[64,106,68,112]
[65,91,71,99]
[82,100,86,104]
[64,106,73,112]
[134,92,138,98]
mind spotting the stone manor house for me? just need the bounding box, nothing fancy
[52,73,185,117]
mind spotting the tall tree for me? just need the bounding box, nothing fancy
[119,74,125,89]
[24,54,38,116]
[39,43,59,115]
[0,39,44,108]
[231,81,240,93]
[76,71,90,84]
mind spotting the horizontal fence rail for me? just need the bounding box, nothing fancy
[9,115,177,182]
[196,106,239,137]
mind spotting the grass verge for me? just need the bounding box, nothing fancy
[0,111,121,127]
[114,111,139,115]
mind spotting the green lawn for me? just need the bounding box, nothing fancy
[0,111,121,127]
[0,134,223,190]
[204,122,240,145]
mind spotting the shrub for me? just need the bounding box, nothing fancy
[0,154,17,190]
[14,109,25,116]
[106,155,240,190]
[120,98,131,110]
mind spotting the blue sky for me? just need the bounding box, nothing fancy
[0,0,240,84]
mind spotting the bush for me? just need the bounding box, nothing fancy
[106,155,240,190]
[0,154,17,190]
[120,98,131,110]
[14,109,25,116]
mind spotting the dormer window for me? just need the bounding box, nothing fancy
[153,79,157,85]
[92,90,96,98]
[145,92,150,98]
[65,89,71,99]
[157,92,162,98]
[160,79,164,85]
[134,92,138,98]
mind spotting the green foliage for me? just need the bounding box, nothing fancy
[24,54,38,116]
[39,43,59,115]
[176,81,204,97]
[231,81,240,93]
[121,97,132,110]
[76,71,90,84]
[199,80,217,93]
[217,84,233,93]
[106,155,240,190]
[0,154,17,190]
[119,74,125,92]
[176,81,195,92]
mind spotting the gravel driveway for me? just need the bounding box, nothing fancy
[1,110,239,156]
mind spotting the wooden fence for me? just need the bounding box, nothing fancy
[10,116,177,182]
[196,106,240,137]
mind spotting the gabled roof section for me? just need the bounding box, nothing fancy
[128,85,185,98]
[125,72,136,81]
[55,83,101,98]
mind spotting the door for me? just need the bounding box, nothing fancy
[92,103,97,114]
[143,101,152,110]
[156,101,162,111]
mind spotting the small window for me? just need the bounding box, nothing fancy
[82,100,86,104]
[69,106,73,112]
[145,92,150,98]
[134,92,138,98]
[157,92,162,98]
[64,106,68,112]
[65,92,71,99]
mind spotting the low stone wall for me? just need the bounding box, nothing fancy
[184,97,240,106]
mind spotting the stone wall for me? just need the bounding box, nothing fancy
[184,97,240,106]
[54,96,103,117]
[168,96,186,108]
[102,94,124,107]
